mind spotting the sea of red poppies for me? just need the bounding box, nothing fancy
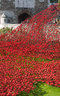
[0,4,60,96]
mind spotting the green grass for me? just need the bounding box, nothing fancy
[0,27,13,34]
[23,56,60,62]
[41,83,60,96]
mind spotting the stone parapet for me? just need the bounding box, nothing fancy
[0,24,20,29]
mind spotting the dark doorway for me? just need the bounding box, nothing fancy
[18,13,31,23]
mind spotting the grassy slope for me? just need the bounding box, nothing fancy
[41,83,60,96]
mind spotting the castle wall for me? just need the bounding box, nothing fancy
[0,0,48,24]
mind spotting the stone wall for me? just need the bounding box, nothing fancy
[0,24,20,29]
[0,0,48,24]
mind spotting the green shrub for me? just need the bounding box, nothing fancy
[0,27,13,34]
